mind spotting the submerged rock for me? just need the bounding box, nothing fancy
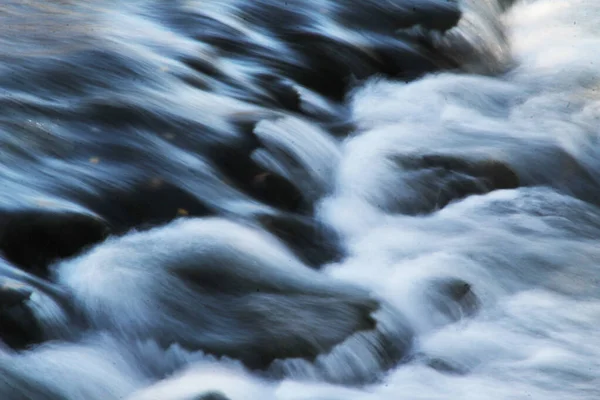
[426,277,481,326]
[256,212,343,269]
[194,392,231,400]
[0,264,71,350]
[55,218,405,374]
[386,154,520,215]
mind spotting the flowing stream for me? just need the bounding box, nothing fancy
[1,1,599,399]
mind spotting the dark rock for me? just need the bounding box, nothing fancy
[426,278,480,325]
[336,0,461,34]
[0,256,75,351]
[0,298,42,350]
[254,74,301,112]
[0,277,42,349]
[81,179,213,234]
[256,212,343,268]
[417,155,520,192]
[208,144,306,213]
[57,218,381,371]
[194,392,231,400]
[420,354,470,376]
[388,154,520,215]
[0,209,109,276]
[0,279,32,307]
[267,299,414,385]
[166,0,464,103]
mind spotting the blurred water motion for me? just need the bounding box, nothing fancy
[1,0,600,399]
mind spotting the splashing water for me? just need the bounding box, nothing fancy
[1,0,600,399]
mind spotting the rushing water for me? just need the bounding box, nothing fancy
[1,0,600,399]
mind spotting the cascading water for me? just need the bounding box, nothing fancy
[1,0,599,399]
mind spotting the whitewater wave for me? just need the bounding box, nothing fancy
[1,0,600,399]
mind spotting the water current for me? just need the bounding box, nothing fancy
[1,1,599,399]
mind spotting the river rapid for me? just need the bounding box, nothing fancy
[1,1,599,399]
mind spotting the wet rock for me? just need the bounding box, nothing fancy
[256,212,343,269]
[0,257,73,350]
[80,179,213,234]
[0,304,42,350]
[208,144,306,213]
[418,156,520,191]
[413,155,520,193]
[268,300,414,385]
[415,354,470,376]
[56,218,382,372]
[388,154,520,215]
[0,277,42,349]
[0,209,110,276]
[426,278,480,325]
[222,0,463,101]
[254,74,302,112]
[336,0,462,34]
[0,279,32,307]
[194,392,231,400]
